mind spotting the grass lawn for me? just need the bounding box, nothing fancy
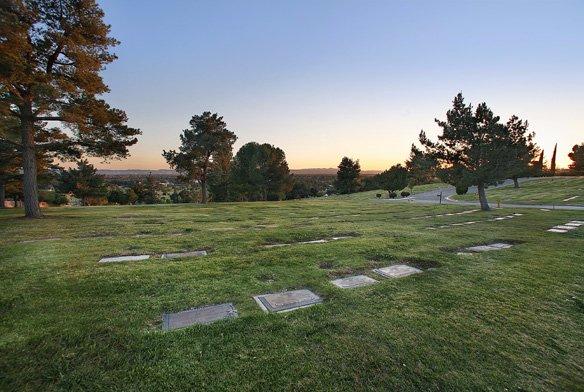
[1,192,583,390]
[453,177,584,206]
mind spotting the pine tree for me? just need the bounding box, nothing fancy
[0,0,140,217]
[335,157,361,194]
[419,93,519,211]
[162,112,237,204]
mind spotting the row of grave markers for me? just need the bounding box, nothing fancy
[547,220,583,233]
[161,242,517,331]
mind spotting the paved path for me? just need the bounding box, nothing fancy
[386,178,584,211]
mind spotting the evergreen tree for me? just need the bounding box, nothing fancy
[419,93,518,211]
[0,0,140,217]
[163,112,236,204]
[550,143,557,175]
[335,157,361,194]
[230,142,292,201]
[58,160,107,205]
[378,164,408,197]
[405,144,437,191]
[505,116,538,188]
[568,143,584,175]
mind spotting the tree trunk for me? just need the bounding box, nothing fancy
[200,178,207,204]
[477,183,490,211]
[0,181,5,208]
[513,177,519,188]
[20,109,41,218]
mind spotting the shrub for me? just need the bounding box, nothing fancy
[376,193,382,198]
[455,184,469,195]
[400,191,411,198]
[388,192,397,199]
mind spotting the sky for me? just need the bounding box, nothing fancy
[96,0,584,170]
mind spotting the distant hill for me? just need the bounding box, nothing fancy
[98,168,381,176]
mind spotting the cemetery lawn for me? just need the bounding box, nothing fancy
[1,192,583,391]
[453,176,584,206]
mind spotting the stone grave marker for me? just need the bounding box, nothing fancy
[465,243,513,252]
[554,225,577,230]
[99,255,150,263]
[547,228,568,233]
[161,250,208,259]
[331,275,378,289]
[162,303,237,330]
[373,264,422,278]
[254,289,322,313]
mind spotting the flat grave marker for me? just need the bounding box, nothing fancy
[162,303,237,330]
[373,264,422,278]
[254,289,322,313]
[161,250,207,259]
[554,225,577,230]
[547,228,568,233]
[331,275,378,289]
[99,255,150,263]
[465,243,513,252]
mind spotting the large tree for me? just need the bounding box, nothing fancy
[568,143,584,175]
[420,93,519,211]
[163,112,236,204]
[505,115,538,188]
[335,157,361,194]
[229,142,292,201]
[0,0,140,218]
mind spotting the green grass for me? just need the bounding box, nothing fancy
[1,194,583,391]
[453,177,584,206]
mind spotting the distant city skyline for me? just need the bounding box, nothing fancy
[94,0,583,170]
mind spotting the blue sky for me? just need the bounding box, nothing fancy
[97,0,584,169]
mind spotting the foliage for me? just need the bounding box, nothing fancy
[400,191,410,198]
[455,184,469,195]
[131,174,159,204]
[57,160,107,205]
[568,143,584,175]
[504,115,538,186]
[550,143,557,175]
[335,157,361,194]
[163,112,236,204]
[229,142,292,201]
[405,144,437,190]
[378,164,408,196]
[419,93,524,210]
[0,0,140,217]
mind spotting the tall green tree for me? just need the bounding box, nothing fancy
[57,160,107,205]
[163,112,236,204]
[505,116,538,188]
[568,143,584,175]
[550,143,557,175]
[335,157,361,194]
[230,142,292,201]
[420,93,518,211]
[405,144,437,191]
[378,164,408,197]
[0,0,140,217]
